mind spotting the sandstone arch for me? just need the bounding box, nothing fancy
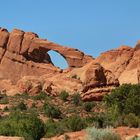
[0,28,93,83]
[27,38,92,67]
[7,28,93,68]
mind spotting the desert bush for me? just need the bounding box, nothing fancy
[17,102,27,110]
[124,113,140,128]
[33,91,47,100]
[3,106,9,112]
[72,93,82,106]
[131,136,140,140]
[0,94,9,104]
[84,115,96,127]
[104,84,140,116]
[31,102,36,108]
[92,113,110,128]
[83,102,95,112]
[71,74,77,79]
[59,90,69,101]
[0,98,9,104]
[84,109,123,129]
[26,107,39,117]
[43,102,61,118]
[44,119,64,138]
[13,101,27,111]
[70,74,80,80]
[14,92,30,99]
[65,115,86,132]
[0,111,45,140]
[87,111,122,128]
[63,134,70,140]
[85,114,113,129]
[105,104,123,127]
[86,127,121,140]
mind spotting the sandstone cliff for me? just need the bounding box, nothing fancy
[96,44,140,84]
[0,28,93,83]
[0,27,139,101]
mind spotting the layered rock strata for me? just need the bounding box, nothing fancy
[0,28,93,83]
[0,27,139,101]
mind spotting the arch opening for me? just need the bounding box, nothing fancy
[47,50,68,69]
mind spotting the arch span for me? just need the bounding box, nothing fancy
[0,28,93,82]
[28,38,93,68]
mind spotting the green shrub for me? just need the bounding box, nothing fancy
[72,74,77,79]
[14,101,27,111]
[104,84,140,116]
[92,113,110,128]
[0,94,9,104]
[124,113,140,128]
[70,74,80,79]
[0,98,9,104]
[43,102,61,119]
[59,90,69,101]
[83,102,95,112]
[3,106,9,112]
[72,93,82,106]
[105,104,123,127]
[33,92,47,100]
[84,115,96,127]
[86,112,122,128]
[86,127,121,140]
[103,84,140,127]
[44,119,64,138]
[65,115,86,132]
[0,111,45,140]
[63,134,70,140]
[31,102,36,108]
[14,92,30,100]
[131,136,140,140]
[26,108,39,116]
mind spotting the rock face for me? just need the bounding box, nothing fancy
[12,60,119,101]
[67,61,119,101]
[0,27,139,101]
[0,28,93,83]
[96,45,140,84]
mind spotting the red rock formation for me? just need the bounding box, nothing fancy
[68,61,119,101]
[0,27,139,101]
[96,45,140,84]
[81,86,115,101]
[3,60,118,99]
[0,28,93,83]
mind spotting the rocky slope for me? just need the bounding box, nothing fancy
[0,28,139,101]
[96,45,140,84]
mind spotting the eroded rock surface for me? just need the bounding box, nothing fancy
[12,60,119,102]
[96,45,140,84]
[67,61,119,101]
[0,27,139,101]
[0,28,93,83]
